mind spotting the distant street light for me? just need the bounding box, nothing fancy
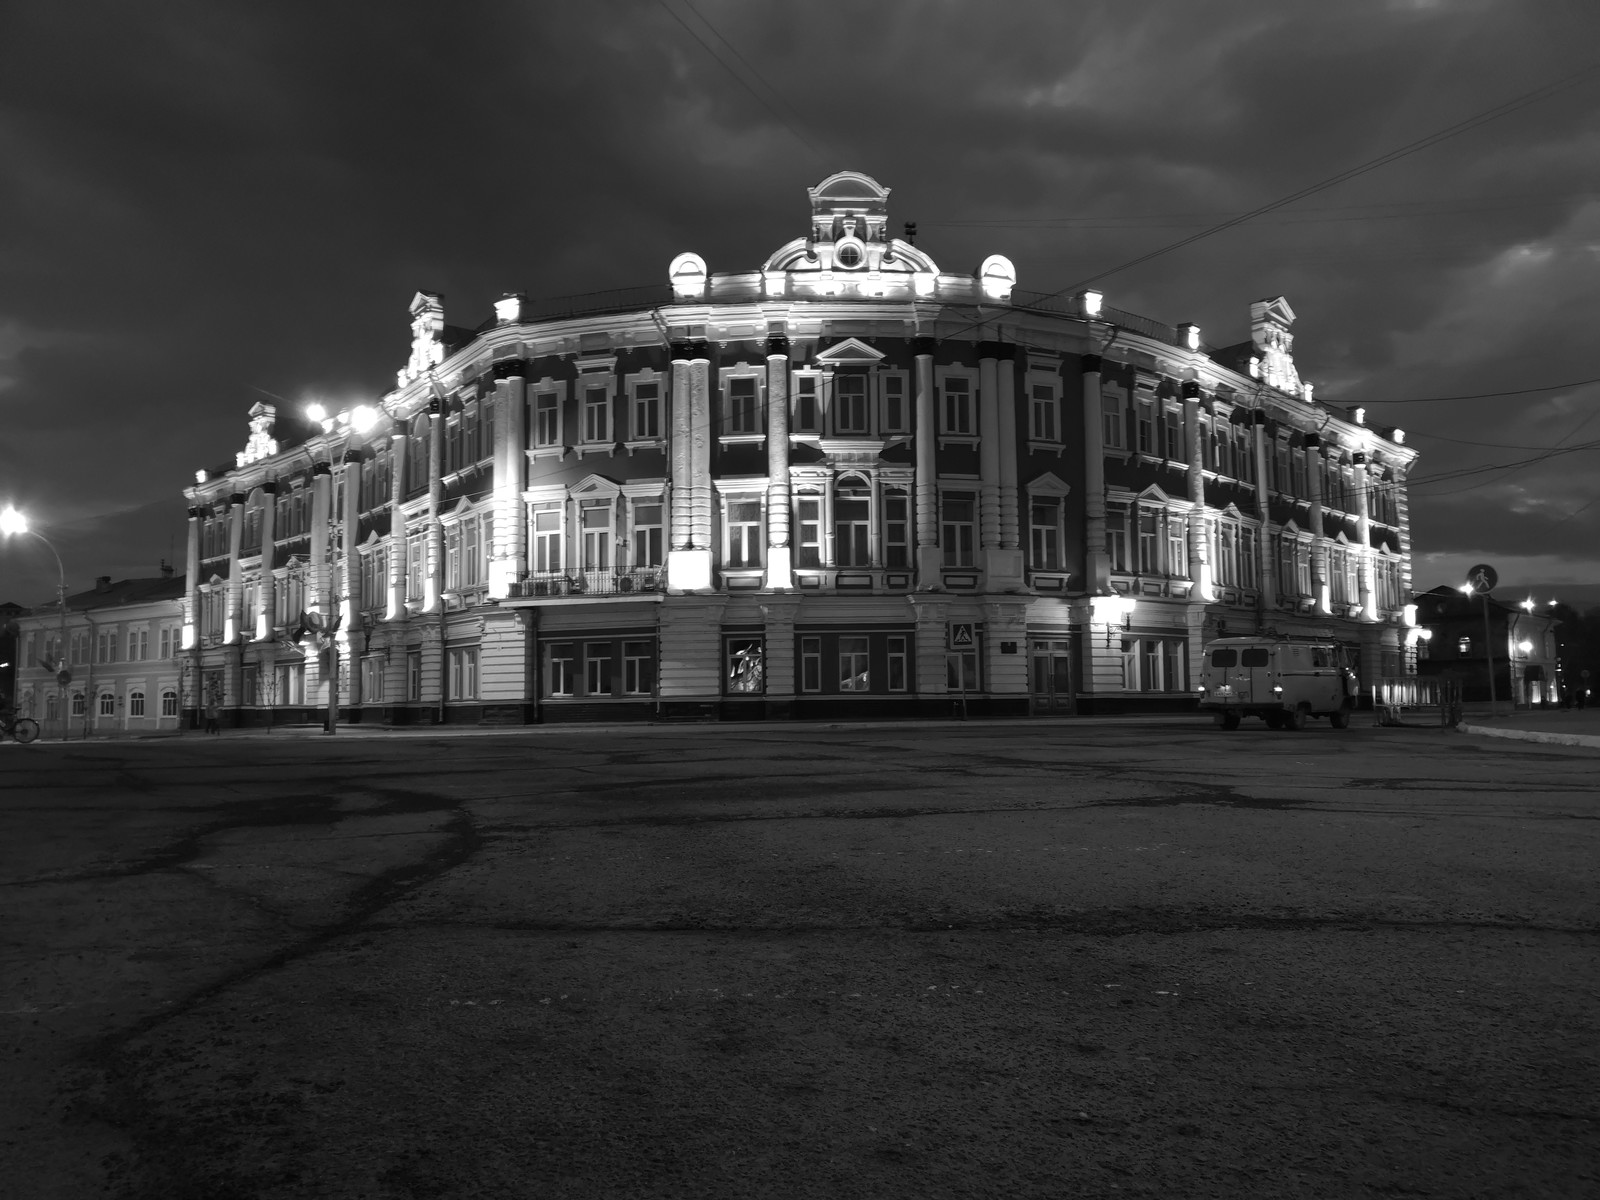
[0,507,70,738]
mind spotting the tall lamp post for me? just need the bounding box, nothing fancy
[0,507,69,737]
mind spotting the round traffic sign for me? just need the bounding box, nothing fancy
[56,669,71,686]
[1466,563,1497,594]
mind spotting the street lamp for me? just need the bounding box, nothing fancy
[0,507,69,738]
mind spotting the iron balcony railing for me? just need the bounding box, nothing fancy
[510,568,664,599]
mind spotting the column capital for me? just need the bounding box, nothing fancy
[1181,380,1202,400]
[312,461,332,476]
[765,334,790,358]
[1080,354,1102,374]
[260,481,278,495]
[228,492,246,507]
[491,358,528,380]
[342,449,363,465]
[911,336,937,357]
[187,507,203,520]
[976,340,1002,360]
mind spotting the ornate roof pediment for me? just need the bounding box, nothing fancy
[814,338,886,365]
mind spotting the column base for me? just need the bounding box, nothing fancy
[667,548,715,593]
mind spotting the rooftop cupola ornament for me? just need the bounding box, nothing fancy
[398,291,446,387]
[1250,295,1301,395]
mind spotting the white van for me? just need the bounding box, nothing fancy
[1198,637,1358,730]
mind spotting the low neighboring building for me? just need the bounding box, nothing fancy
[12,570,188,736]
[0,600,22,708]
[1412,585,1562,706]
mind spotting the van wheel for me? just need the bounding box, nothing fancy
[1218,713,1241,731]
[1329,709,1351,730]
[1283,703,1309,731]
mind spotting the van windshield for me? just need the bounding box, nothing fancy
[1210,649,1237,667]
[1241,648,1270,667]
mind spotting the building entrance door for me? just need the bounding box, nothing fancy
[1030,639,1074,713]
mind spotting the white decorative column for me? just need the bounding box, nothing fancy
[310,463,333,617]
[977,343,1002,555]
[338,449,361,704]
[225,492,245,644]
[1252,411,1275,610]
[425,402,443,613]
[257,482,277,639]
[986,343,1024,590]
[913,338,939,585]
[1182,382,1211,600]
[182,505,201,649]
[1081,355,1109,594]
[1355,451,1376,621]
[1306,435,1330,615]
[490,363,528,598]
[387,429,407,623]
[764,335,792,589]
[668,339,714,591]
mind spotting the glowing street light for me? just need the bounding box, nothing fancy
[350,405,379,433]
[304,402,327,424]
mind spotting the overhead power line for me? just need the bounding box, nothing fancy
[1371,376,1600,405]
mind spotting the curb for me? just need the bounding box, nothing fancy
[1457,722,1600,750]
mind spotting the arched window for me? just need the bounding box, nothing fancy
[99,692,115,717]
[161,690,179,717]
[130,691,145,717]
[833,476,871,567]
[71,692,86,716]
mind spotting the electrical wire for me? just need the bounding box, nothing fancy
[654,0,824,161]
[1369,376,1600,405]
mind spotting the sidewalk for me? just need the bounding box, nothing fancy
[1456,706,1600,750]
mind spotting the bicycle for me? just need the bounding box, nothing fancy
[0,710,41,744]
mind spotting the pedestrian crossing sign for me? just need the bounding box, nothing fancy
[948,622,975,649]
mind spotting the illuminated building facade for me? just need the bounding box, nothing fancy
[11,572,187,736]
[179,171,1416,726]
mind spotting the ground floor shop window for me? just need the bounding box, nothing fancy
[1121,636,1187,692]
[407,650,422,701]
[546,638,657,699]
[362,657,385,704]
[948,649,980,693]
[797,631,916,696]
[725,637,764,694]
[242,664,258,706]
[276,663,305,705]
[448,647,479,701]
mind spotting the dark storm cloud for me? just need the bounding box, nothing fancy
[2,0,1598,603]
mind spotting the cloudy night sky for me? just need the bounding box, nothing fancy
[2,0,1598,608]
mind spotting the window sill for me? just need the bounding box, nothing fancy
[576,442,617,458]
[528,446,568,462]
[718,433,766,446]
[1027,440,1065,456]
[623,438,666,455]
[938,435,980,449]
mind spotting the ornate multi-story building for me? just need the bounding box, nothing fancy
[178,171,1416,726]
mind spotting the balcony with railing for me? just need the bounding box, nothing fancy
[509,568,664,599]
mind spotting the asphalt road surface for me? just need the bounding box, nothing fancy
[3,719,1597,1199]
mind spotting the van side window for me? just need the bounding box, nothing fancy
[1241,648,1270,667]
[1312,648,1331,668]
[1211,649,1237,667]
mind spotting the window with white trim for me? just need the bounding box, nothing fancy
[631,500,664,569]
[359,545,389,610]
[533,389,563,449]
[833,372,869,435]
[406,527,425,600]
[940,493,976,567]
[800,636,822,692]
[839,636,870,691]
[361,656,385,704]
[725,375,761,435]
[161,690,178,717]
[940,375,973,436]
[1136,393,1156,455]
[724,498,763,569]
[127,629,149,661]
[795,493,822,568]
[793,375,820,433]
[887,636,909,692]
[130,691,145,717]
[623,641,655,695]
[1106,502,1129,572]
[1030,382,1060,443]
[881,373,909,434]
[1121,636,1187,692]
[447,646,479,701]
[582,384,610,445]
[531,503,563,573]
[882,488,910,569]
[1101,385,1127,450]
[1030,497,1063,571]
[584,642,611,695]
[630,380,661,441]
[99,692,115,717]
[580,500,611,571]
[833,478,870,567]
[444,512,491,590]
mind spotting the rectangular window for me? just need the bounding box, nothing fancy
[727,376,759,434]
[632,501,664,569]
[130,691,146,717]
[794,376,819,432]
[532,504,563,573]
[241,665,258,706]
[1031,383,1058,442]
[583,385,609,443]
[1102,391,1125,450]
[445,523,462,591]
[796,496,822,569]
[129,629,148,661]
[407,530,425,600]
[448,646,479,701]
[882,374,908,433]
[838,635,870,692]
[1240,526,1258,589]
[406,651,422,702]
[1105,504,1129,573]
[623,641,655,695]
[535,392,561,447]
[549,644,576,697]
[361,656,385,704]
[1138,507,1160,574]
[99,692,115,717]
[581,502,611,570]
[800,636,821,693]
[941,494,975,567]
[1030,498,1062,571]
[882,490,910,568]
[632,381,660,440]
[887,636,908,692]
[834,374,868,434]
[1166,514,1187,578]
[161,690,179,717]
[726,637,764,694]
[584,642,612,696]
[941,377,973,435]
[726,499,763,568]
[1136,397,1156,454]
[833,483,870,567]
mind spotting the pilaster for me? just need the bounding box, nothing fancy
[764,337,792,590]
[425,403,443,613]
[760,593,801,717]
[225,493,245,643]
[906,593,950,697]
[310,462,332,616]
[490,362,528,598]
[658,594,728,711]
[1305,434,1330,615]
[257,482,277,638]
[1081,355,1109,594]
[913,339,939,585]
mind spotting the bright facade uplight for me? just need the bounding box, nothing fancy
[305,402,327,424]
[1393,428,1406,444]
[1177,322,1201,351]
[0,506,27,535]
[1459,584,1474,597]
[350,405,379,433]
[1353,407,1366,425]
[195,469,208,484]
[1078,289,1103,317]
[1517,640,1533,654]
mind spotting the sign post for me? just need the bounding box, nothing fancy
[1467,564,1498,709]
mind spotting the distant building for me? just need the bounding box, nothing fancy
[1412,586,1562,705]
[0,600,22,706]
[177,170,1417,727]
[11,571,187,736]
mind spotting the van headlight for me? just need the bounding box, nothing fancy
[1272,685,1283,694]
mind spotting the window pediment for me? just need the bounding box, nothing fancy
[1027,471,1073,497]
[814,337,885,365]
